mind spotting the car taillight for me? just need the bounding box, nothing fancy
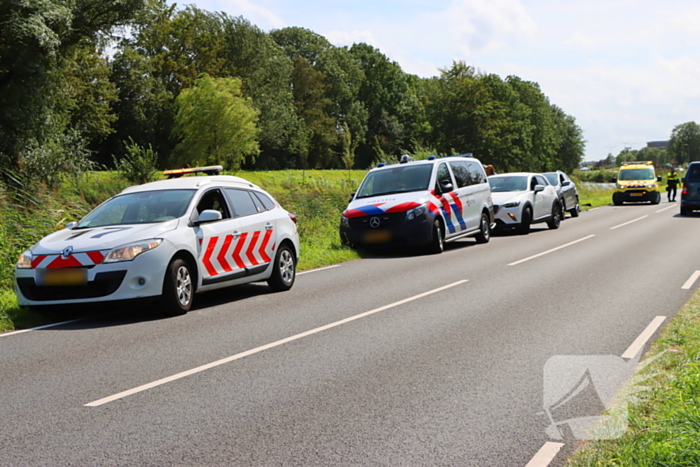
[682,184,688,195]
[288,213,297,224]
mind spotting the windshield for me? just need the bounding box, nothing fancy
[356,164,433,198]
[544,173,558,186]
[619,168,654,181]
[488,176,527,192]
[77,189,196,228]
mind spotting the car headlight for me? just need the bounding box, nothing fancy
[104,239,162,263]
[16,249,33,269]
[648,183,657,188]
[406,204,427,221]
[504,201,520,208]
[340,216,350,228]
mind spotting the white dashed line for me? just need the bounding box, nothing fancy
[610,215,648,230]
[298,264,340,275]
[0,319,84,338]
[655,205,676,213]
[524,442,564,467]
[508,235,595,266]
[682,271,700,290]
[621,316,666,359]
[85,280,469,407]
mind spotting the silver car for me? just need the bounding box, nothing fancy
[543,171,580,218]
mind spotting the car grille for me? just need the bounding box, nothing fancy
[348,212,405,229]
[17,271,127,301]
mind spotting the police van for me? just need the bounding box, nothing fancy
[340,155,494,253]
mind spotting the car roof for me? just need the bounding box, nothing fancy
[489,172,538,177]
[119,175,260,194]
[369,155,479,172]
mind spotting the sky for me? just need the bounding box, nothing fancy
[171,0,700,162]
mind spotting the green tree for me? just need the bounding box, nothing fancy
[0,0,144,173]
[222,18,305,168]
[171,75,260,169]
[668,122,700,165]
[350,43,418,167]
[289,56,336,168]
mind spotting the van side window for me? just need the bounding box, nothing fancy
[449,161,471,188]
[436,163,454,191]
[466,161,486,184]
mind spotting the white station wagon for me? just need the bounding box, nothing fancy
[15,166,300,315]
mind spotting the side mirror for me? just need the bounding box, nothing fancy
[65,221,77,229]
[562,180,571,187]
[533,184,545,193]
[611,177,617,183]
[440,180,454,193]
[657,175,662,182]
[195,209,222,225]
[348,192,355,203]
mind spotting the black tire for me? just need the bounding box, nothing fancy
[474,212,491,244]
[267,244,296,291]
[429,218,444,254]
[680,206,690,216]
[651,192,661,205]
[569,197,580,217]
[547,202,562,229]
[518,207,532,235]
[612,193,623,206]
[162,258,193,316]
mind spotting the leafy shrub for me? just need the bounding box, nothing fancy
[20,129,96,189]
[113,138,159,185]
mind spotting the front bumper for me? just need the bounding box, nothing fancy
[614,189,658,202]
[340,211,434,247]
[14,242,176,307]
[493,205,523,228]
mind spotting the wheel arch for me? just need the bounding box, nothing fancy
[169,250,199,293]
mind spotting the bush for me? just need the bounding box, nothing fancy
[114,138,159,185]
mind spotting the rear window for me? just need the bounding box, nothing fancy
[687,164,700,183]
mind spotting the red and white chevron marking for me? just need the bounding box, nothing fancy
[30,250,109,269]
[200,230,274,277]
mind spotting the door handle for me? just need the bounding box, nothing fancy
[265,224,273,230]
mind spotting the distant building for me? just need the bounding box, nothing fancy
[647,141,669,150]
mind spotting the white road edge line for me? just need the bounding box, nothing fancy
[297,264,340,276]
[682,270,700,290]
[610,215,648,230]
[85,280,469,407]
[655,205,676,213]
[0,319,84,338]
[621,316,666,359]
[508,235,595,266]
[524,442,564,467]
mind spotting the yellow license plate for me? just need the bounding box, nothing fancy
[40,269,88,286]
[364,230,391,244]
[630,193,644,196]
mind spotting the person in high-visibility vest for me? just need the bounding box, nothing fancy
[667,167,680,202]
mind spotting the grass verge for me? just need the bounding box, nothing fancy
[567,288,700,466]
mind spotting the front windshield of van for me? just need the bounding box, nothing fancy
[356,165,433,198]
[619,168,654,181]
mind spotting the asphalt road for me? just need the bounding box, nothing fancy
[1,202,699,467]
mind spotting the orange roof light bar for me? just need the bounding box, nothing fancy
[163,165,224,179]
